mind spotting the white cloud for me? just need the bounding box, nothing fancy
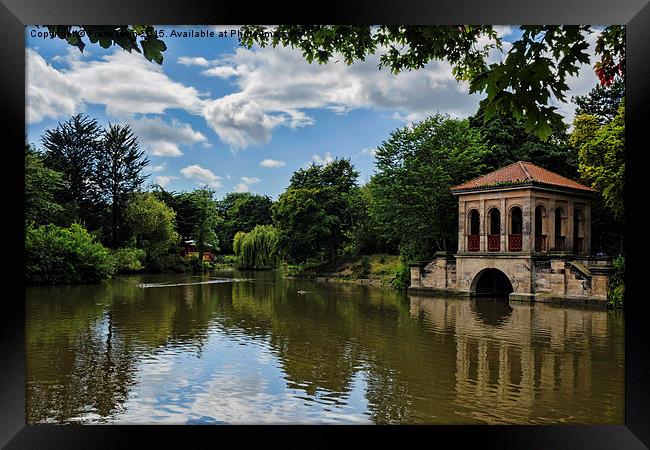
[311,152,334,166]
[259,159,286,168]
[241,176,260,185]
[131,117,207,157]
[151,163,167,172]
[360,147,377,157]
[26,49,82,123]
[233,175,261,193]
[180,164,222,188]
[203,94,285,149]
[26,48,205,124]
[178,56,211,67]
[233,182,249,193]
[155,175,178,188]
[202,66,238,78]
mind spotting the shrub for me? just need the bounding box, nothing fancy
[607,255,625,308]
[390,262,411,292]
[147,254,191,273]
[25,223,115,285]
[112,247,146,273]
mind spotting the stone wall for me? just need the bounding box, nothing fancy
[410,254,613,303]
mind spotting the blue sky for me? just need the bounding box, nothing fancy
[25,26,600,200]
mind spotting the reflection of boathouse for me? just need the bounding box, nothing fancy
[409,162,613,304]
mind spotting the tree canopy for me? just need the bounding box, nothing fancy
[370,114,488,261]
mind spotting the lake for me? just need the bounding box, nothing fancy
[25,270,624,424]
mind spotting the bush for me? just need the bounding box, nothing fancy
[390,262,411,291]
[112,247,146,273]
[607,255,625,308]
[25,223,115,285]
[147,254,191,273]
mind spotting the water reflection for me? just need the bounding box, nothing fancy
[26,272,624,424]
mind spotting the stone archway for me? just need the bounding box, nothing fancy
[470,268,514,297]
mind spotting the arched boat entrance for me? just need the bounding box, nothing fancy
[471,268,514,298]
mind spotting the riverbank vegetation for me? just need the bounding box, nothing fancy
[25,78,624,303]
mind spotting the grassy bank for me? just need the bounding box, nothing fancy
[283,254,408,289]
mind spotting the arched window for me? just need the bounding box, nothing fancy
[487,208,500,251]
[508,207,522,251]
[468,209,480,251]
[534,205,547,252]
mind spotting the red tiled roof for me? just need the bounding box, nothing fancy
[451,161,596,193]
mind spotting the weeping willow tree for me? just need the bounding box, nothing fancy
[233,225,279,269]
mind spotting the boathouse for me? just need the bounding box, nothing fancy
[408,161,614,304]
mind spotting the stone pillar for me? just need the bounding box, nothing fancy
[458,200,466,252]
[523,195,532,253]
[584,203,592,255]
[478,200,480,252]
[410,265,424,288]
[550,259,566,296]
[566,200,574,254]
[500,197,507,253]
[548,199,556,252]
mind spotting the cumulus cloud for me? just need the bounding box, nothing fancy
[26,49,82,123]
[26,48,205,124]
[131,117,207,157]
[178,56,211,67]
[360,147,377,157]
[203,94,286,149]
[180,164,222,188]
[150,163,167,172]
[311,152,334,166]
[233,182,249,192]
[155,175,178,188]
[234,176,261,192]
[259,159,286,168]
[241,176,260,185]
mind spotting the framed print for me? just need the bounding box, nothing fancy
[2,0,649,447]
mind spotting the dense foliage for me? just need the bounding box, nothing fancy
[95,123,149,247]
[607,256,625,309]
[25,223,115,285]
[217,193,273,254]
[272,159,359,263]
[370,114,488,262]
[25,142,65,226]
[233,225,279,269]
[124,192,180,263]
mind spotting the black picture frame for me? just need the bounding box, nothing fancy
[2,1,649,447]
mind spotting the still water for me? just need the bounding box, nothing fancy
[26,271,624,424]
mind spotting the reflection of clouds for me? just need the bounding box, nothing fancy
[114,333,371,424]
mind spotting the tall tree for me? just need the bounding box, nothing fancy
[273,158,359,262]
[184,188,222,262]
[124,192,179,261]
[25,141,65,226]
[41,114,104,227]
[571,99,625,222]
[370,114,488,261]
[572,77,625,124]
[95,124,149,248]
[469,105,577,178]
